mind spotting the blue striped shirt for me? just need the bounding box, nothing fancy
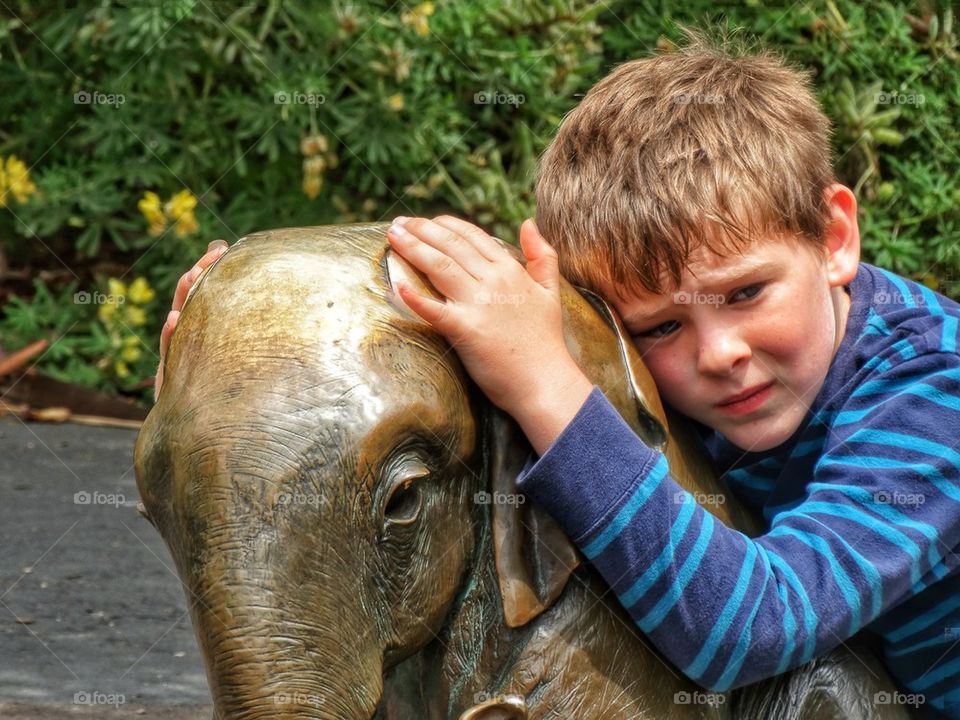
[517,263,960,717]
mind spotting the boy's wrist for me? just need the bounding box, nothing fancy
[506,359,594,457]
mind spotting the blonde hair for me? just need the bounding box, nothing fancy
[535,30,835,298]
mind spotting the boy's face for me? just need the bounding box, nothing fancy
[602,236,853,453]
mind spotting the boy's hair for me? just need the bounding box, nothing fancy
[535,30,835,298]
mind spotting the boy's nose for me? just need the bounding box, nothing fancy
[696,329,751,376]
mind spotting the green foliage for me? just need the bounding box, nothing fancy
[1,0,959,399]
[1,278,155,388]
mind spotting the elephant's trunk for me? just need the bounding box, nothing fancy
[186,556,384,720]
[196,595,385,719]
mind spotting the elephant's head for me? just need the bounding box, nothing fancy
[135,223,755,719]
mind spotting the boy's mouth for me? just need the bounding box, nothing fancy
[715,381,775,412]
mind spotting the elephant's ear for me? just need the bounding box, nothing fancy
[488,406,581,629]
[573,286,668,449]
[488,283,679,628]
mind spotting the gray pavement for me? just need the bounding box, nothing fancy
[0,416,212,718]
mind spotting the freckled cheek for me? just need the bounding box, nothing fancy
[640,349,694,408]
[748,327,793,362]
[746,311,825,367]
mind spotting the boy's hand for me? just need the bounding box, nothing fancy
[155,239,229,400]
[386,216,593,454]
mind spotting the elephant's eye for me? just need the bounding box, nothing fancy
[383,459,428,526]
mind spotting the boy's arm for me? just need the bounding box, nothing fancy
[517,352,960,692]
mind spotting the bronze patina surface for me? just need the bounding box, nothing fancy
[135,223,906,719]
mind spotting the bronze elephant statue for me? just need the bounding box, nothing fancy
[135,223,907,719]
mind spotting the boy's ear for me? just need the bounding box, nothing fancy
[822,183,861,287]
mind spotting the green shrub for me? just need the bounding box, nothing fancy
[1,1,958,399]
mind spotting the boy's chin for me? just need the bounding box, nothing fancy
[721,419,801,454]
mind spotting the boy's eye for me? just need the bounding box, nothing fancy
[731,284,763,302]
[637,319,680,339]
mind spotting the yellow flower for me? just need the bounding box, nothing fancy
[0,155,37,207]
[302,174,322,199]
[921,274,940,290]
[95,275,155,381]
[402,2,434,36]
[121,343,142,363]
[174,212,198,237]
[125,305,147,327]
[138,189,199,237]
[166,189,197,219]
[166,189,199,238]
[303,156,327,176]
[5,156,37,204]
[138,191,166,235]
[98,302,118,323]
[127,277,155,304]
[388,93,405,111]
[300,134,329,156]
[97,279,125,324]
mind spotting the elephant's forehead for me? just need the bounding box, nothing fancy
[167,236,476,481]
[211,245,377,317]
[183,245,459,386]
[168,334,476,501]
[177,236,405,362]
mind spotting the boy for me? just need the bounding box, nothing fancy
[159,37,960,717]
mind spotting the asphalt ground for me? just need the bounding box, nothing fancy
[0,416,212,719]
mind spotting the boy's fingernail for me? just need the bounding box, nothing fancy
[389,223,409,238]
[393,216,411,226]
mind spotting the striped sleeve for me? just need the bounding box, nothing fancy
[515,351,960,691]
